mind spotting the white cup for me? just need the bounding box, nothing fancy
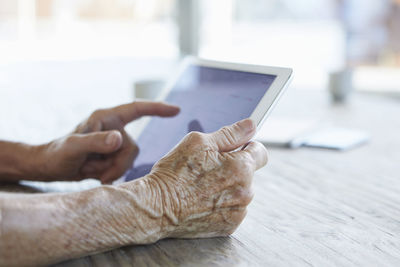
[133,79,165,100]
[329,68,354,103]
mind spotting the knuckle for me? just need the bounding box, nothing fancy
[252,141,269,166]
[77,118,96,133]
[90,109,105,119]
[65,134,78,145]
[224,156,241,174]
[255,141,269,163]
[238,189,254,207]
[75,121,86,133]
[185,131,206,144]
[228,156,254,178]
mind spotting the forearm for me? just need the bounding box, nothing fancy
[0,141,42,182]
[0,177,165,266]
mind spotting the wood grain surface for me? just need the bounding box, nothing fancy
[1,60,399,266]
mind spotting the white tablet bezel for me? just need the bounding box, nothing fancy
[134,57,293,138]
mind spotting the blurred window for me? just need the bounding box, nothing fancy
[198,0,343,89]
[198,0,400,90]
[0,0,178,62]
[1,0,399,92]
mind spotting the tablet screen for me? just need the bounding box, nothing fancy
[125,65,276,181]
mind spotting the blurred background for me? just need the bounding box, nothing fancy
[0,0,399,143]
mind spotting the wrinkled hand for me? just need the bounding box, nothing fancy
[38,102,180,183]
[146,119,268,239]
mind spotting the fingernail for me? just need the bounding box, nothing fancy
[237,119,255,133]
[105,131,119,146]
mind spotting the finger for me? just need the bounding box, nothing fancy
[100,142,138,184]
[80,159,114,175]
[112,101,180,125]
[207,118,256,152]
[100,160,132,184]
[235,141,268,171]
[215,187,254,209]
[70,130,123,155]
[75,119,102,134]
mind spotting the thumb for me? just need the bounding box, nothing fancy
[70,130,123,154]
[208,118,256,152]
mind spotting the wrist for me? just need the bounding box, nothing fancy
[0,141,45,182]
[141,174,179,239]
[17,143,50,181]
[24,144,47,180]
[29,143,55,181]
[117,175,174,243]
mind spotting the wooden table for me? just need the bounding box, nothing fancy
[2,68,400,265]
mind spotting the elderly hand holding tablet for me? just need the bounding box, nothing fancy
[124,57,292,181]
[0,58,292,266]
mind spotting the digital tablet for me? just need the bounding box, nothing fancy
[124,57,293,181]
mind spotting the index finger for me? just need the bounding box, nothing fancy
[112,101,180,125]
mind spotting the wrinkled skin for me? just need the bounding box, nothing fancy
[133,119,268,239]
[0,102,268,266]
